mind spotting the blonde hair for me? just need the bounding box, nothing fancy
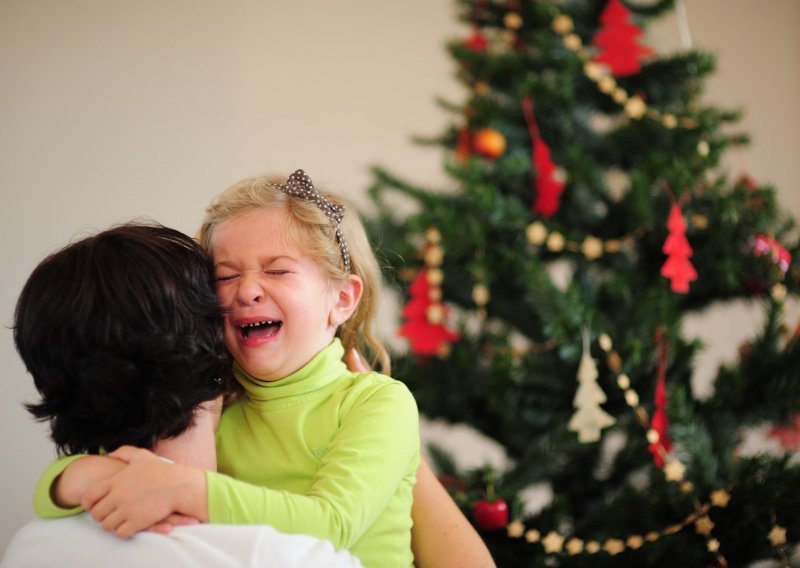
[197,172,391,375]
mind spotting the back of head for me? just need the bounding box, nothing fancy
[14,223,233,455]
[197,170,391,374]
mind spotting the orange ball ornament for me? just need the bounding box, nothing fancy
[473,128,506,159]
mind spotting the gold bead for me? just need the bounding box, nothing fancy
[612,88,628,104]
[584,62,606,81]
[542,531,565,553]
[616,373,630,389]
[546,231,565,252]
[697,140,710,156]
[472,283,490,306]
[607,351,622,372]
[768,525,787,546]
[662,113,678,128]
[504,12,523,30]
[585,540,601,553]
[506,519,525,538]
[524,529,541,543]
[598,76,616,94]
[581,236,604,260]
[710,489,731,508]
[563,33,582,51]
[626,535,644,549]
[690,214,709,229]
[565,538,584,555]
[526,221,548,245]
[426,304,444,324]
[426,268,443,286]
[694,516,715,536]
[625,95,647,119]
[604,539,625,555]
[424,245,444,267]
[551,14,573,35]
[624,389,639,407]
[426,227,441,243]
[664,460,686,482]
[599,333,613,352]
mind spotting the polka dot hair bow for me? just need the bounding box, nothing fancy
[271,169,351,273]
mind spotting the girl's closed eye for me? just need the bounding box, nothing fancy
[215,273,239,282]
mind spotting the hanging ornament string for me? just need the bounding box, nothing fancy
[674,0,693,50]
[522,95,566,218]
[648,328,672,467]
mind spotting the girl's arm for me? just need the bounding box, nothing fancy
[82,380,419,547]
[33,454,124,518]
[412,458,496,568]
[81,448,208,537]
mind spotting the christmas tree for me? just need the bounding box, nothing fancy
[365,1,800,566]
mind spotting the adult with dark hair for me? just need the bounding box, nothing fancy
[3,223,362,567]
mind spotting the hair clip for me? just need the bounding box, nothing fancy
[270,169,351,274]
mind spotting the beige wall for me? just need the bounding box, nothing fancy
[1,0,798,553]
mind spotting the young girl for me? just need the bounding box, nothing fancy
[64,170,420,567]
[35,170,494,568]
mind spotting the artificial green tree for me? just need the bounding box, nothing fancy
[366,1,800,566]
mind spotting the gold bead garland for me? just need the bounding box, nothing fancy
[548,10,699,130]
[501,330,790,562]
[525,220,652,260]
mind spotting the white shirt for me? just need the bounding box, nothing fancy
[1,514,363,567]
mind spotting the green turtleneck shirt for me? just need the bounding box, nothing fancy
[208,339,419,567]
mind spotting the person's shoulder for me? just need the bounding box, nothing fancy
[175,524,363,567]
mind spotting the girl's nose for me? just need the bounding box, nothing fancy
[236,271,264,305]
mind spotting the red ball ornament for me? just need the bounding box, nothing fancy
[472,497,509,530]
[473,128,507,159]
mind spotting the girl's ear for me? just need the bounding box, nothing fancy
[330,274,363,326]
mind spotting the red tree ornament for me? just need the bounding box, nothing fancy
[660,203,697,293]
[522,95,566,218]
[592,0,654,77]
[398,269,460,355]
[648,330,672,467]
[465,27,489,52]
[398,228,460,356]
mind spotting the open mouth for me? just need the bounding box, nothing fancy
[239,320,282,340]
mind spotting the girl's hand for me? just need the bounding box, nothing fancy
[53,455,127,508]
[148,513,201,535]
[81,446,207,539]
